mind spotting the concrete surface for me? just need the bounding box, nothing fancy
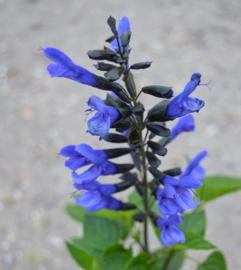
[1,0,241,269]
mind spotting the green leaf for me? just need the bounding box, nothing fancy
[73,238,104,261]
[102,244,132,270]
[146,123,170,137]
[65,204,85,223]
[105,35,116,43]
[130,61,152,70]
[179,210,206,236]
[131,152,141,170]
[197,251,227,270]
[107,16,117,35]
[125,253,160,270]
[149,167,165,181]
[104,67,125,82]
[154,250,185,270]
[94,62,116,71]
[142,85,173,98]
[84,215,121,245]
[66,203,135,233]
[196,175,241,202]
[129,129,141,145]
[88,49,116,60]
[147,141,167,156]
[115,163,135,173]
[120,31,132,48]
[146,151,161,168]
[147,100,172,122]
[104,133,128,143]
[162,167,181,177]
[173,232,215,250]
[73,215,125,260]
[66,242,100,270]
[104,148,132,158]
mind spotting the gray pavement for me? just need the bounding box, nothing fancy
[1,0,241,269]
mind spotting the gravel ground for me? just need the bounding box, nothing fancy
[1,0,241,269]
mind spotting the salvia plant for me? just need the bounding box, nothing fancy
[42,15,241,270]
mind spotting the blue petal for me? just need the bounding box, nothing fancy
[100,184,118,196]
[71,165,101,184]
[179,73,201,101]
[165,73,205,119]
[166,96,205,119]
[118,16,130,34]
[190,165,206,182]
[171,115,195,141]
[44,47,96,85]
[87,96,108,114]
[87,95,120,122]
[75,144,102,166]
[75,190,107,212]
[174,187,199,210]
[95,150,110,159]
[44,47,74,65]
[165,215,182,226]
[162,175,179,187]
[87,113,111,140]
[105,196,122,210]
[180,150,208,179]
[161,225,185,247]
[73,180,101,191]
[60,145,79,157]
[177,176,202,189]
[65,157,91,171]
[158,198,180,217]
[111,16,130,51]
[157,184,176,199]
[100,160,119,175]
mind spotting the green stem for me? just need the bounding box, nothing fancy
[124,75,149,254]
[137,116,149,254]
[162,250,175,270]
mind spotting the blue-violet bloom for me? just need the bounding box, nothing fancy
[165,73,205,119]
[171,114,195,141]
[43,47,97,86]
[156,215,185,247]
[180,150,208,182]
[70,144,119,184]
[60,144,109,171]
[87,95,121,140]
[111,16,130,52]
[75,184,121,212]
[157,174,202,217]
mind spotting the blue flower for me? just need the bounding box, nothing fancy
[73,179,118,195]
[156,215,185,247]
[87,95,121,140]
[180,150,208,182]
[165,73,205,119]
[156,184,181,217]
[60,144,109,171]
[157,174,202,217]
[43,47,97,85]
[170,115,195,141]
[70,144,119,184]
[111,16,130,52]
[75,183,121,212]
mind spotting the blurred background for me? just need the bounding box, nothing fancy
[1,0,241,269]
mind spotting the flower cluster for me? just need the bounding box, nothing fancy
[43,15,208,249]
[155,150,207,247]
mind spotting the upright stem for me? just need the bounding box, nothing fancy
[124,76,149,254]
[162,250,175,270]
[138,116,149,254]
